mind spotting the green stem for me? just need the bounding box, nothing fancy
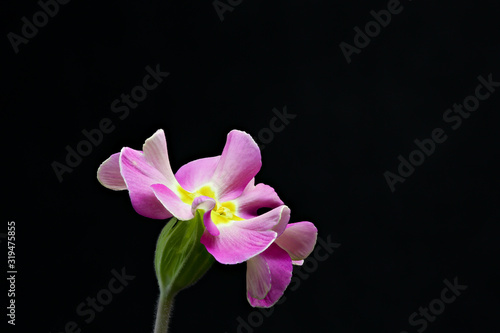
[154,291,174,333]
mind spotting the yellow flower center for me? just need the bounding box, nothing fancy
[178,185,243,225]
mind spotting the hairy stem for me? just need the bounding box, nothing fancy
[153,291,174,333]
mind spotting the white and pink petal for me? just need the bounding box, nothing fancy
[142,129,178,188]
[210,130,262,202]
[175,156,220,192]
[235,182,283,219]
[97,152,127,190]
[275,222,318,261]
[246,255,271,300]
[191,196,218,236]
[246,243,293,308]
[119,147,172,219]
[200,206,290,264]
[151,184,195,221]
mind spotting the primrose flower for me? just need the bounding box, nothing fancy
[98,129,318,308]
[97,129,289,264]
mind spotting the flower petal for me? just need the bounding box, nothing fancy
[246,255,271,300]
[275,222,318,261]
[271,204,290,237]
[235,181,283,219]
[292,260,304,266]
[247,243,293,308]
[211,130,262,202]
[151,183,195,221]
[191,196,219,236]
[97,152,127,190]
[200,206,290,264]
[142,129,178,188]
[191,196,216,214]
[175,156,220,192]
[120,147,172,219]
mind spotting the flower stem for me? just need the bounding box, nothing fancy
[154,291,174,333]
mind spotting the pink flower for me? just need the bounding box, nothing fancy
[97,129,317,307]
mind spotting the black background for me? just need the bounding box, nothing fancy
[2,0,500,332]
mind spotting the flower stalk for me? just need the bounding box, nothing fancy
[153,291,174,333]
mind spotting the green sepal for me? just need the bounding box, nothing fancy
[154,210,215,295]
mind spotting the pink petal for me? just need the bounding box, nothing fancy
[119,147,172,219]
[200,206,290,264]
[191,196,216,214]
[292,260,304,266]
[97,153,127,190]
[235,181,283,219]
[191,196,218,236]
[271,204,290,238]
[247,243,293,308]
[211,130,262,202]
[246,255,271,300]
[151,183,195,221]
[275,222,318,261]
[142,129,178,188]
[175,156,220,192]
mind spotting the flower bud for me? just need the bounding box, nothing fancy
[154,210,214,295]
